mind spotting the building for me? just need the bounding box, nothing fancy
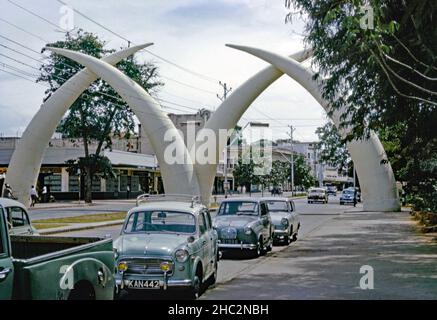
[0,136,158,200]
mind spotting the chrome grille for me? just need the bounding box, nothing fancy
[123,258,174,275]
[220,239,240,245]
[220,227,238,240]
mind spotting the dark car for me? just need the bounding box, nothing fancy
[326,186,337,196]
[213,198,273,258]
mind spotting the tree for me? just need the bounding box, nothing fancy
[268,160,290,187]
[233,160,258,194]
[285,0,436,211]
[293,154,316,190]
[315,122,350,173]
[38,30,162,203]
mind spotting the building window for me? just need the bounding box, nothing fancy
[44,174,61,192]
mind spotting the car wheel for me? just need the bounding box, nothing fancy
[189,268,203,299]
[266,240,273,252]
[253,239,262,257]
[292,233,298,242]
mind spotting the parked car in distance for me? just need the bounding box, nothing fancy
[213,198,273,257]
[326,186,337,196]
[344,187,361,202]
[114,195,218,299]
[307,187,329,204]
[264,197,300,245]
[340,189,354,205]
[0,198,38,236]
[0,198,115,300]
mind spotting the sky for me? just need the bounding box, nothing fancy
[0,0,329,142]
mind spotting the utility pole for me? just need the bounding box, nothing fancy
[218,81,232,198]
[289,125,295,196]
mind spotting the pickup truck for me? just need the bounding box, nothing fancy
[0,199,115,300]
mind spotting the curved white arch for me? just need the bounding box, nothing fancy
[225,44,400,212]
[195,50,313,204]
[5,44,153,206]
[45,47,200,198]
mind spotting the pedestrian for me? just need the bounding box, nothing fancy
[30,185,38,207]
[126,185,130,199]
[42,185,48,203]
[353,188,358,207]
[3,184,15,199]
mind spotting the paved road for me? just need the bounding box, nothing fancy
[54,196,356,298]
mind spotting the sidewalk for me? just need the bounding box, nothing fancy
[38,219,125,235]
[202,210,437,300]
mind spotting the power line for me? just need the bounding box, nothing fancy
[54,0,220,84]
[2,1,220,97]
[7,0,66,31]
[0,17,48,43]
[55,0,130,43]
[0,68,36,82]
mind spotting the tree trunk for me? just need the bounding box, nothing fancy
[84,166,93,204]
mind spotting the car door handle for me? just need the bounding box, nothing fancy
[0,268,12,280]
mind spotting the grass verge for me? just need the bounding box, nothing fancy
[33,211,127,225]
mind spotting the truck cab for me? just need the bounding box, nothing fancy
[0,200,115,300]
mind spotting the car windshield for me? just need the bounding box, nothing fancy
[218,202,258,216]
[310,189,324,193]
[343,190,354,195]
[124,211,196,234]
[266,201,288,212]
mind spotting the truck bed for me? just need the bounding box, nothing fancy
[10,235,109,260]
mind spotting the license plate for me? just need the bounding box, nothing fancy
[126,280,160,289]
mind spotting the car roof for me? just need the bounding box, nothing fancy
[309,188,326,191]
[219,197,265,203]
[131,201,205,215]
[262,197,290,202]
[0,197,27,210]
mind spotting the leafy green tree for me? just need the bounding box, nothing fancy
[293,154,316,189]
[268,160,290,187]
[38,30,162,203]
[233,160,257,193]
[285,0,436,211]
[315,122,350,173]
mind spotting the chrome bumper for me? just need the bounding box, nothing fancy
[218,243,257,250]
[273,230,288,237]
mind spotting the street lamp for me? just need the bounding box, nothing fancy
[223,121,269,198]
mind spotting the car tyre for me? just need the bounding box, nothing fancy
[189,269,203,300]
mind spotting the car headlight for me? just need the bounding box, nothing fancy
[118,261,128,273]
[281,218,289,227]
[175,249,189,263]
[244,226,252,235]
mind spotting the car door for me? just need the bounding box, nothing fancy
[203,210,216,273]
[259,202,271,244]
[0,205,14,300]
[7,206,34,236]
[197,212,210,276]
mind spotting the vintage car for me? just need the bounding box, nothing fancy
[264,197,300,244]
[113,195,219,299]
[0,198,38,236]
[307,187,329,204]
[213,198,273,257]
[326,186,338,196]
